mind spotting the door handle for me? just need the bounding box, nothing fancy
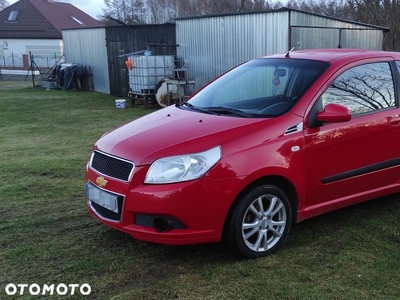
[388,116,400,125]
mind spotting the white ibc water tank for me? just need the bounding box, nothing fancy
[128,55,174,94]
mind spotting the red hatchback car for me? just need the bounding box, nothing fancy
[85,49,400,258]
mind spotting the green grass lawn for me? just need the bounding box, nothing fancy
[1,82,400,299]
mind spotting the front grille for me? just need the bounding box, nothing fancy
[91,195,124,221]
[90,151,134,181]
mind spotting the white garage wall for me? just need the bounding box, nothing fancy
[0,39,63,69]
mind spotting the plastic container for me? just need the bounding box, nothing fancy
[115,99,126,109]
[128,55,174,94]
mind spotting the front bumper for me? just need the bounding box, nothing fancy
[86,165,241,245]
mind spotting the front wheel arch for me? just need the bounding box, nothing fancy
[227,175,298,224]
[223,179,296,258]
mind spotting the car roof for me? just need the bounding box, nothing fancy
[264,48,400,62]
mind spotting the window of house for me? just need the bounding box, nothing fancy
[3,41,8,49]
[71,16,84,25]
[321,62,395,116]
[7,11,19,21]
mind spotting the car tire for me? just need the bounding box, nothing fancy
[224,184,292,258]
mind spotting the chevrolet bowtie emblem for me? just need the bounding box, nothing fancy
[96,176,108,188]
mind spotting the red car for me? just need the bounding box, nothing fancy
[86,49,400,258]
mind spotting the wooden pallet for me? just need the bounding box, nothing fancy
[128,92,158,108]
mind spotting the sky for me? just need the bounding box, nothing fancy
[8,0,106,19]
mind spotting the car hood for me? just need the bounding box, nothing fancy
[95,105,274,166]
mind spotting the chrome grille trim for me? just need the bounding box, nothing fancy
[89,150,135,182]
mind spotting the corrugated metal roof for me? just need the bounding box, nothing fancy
[176,7,389,31]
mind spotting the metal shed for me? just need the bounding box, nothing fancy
[62,24,176,96]
[176,7,389,90]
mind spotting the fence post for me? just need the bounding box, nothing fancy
[12,52,15,69]
[22,54,29,70]
[30,51,35,87]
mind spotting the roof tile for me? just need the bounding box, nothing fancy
[0,0,103,39]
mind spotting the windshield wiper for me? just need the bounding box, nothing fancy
[177,103,251,117]
[177,102,215,115]
[204,106,251,118]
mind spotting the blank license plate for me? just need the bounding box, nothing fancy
[86,182,118,213]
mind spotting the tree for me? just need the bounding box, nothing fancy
[101,0,276,24]
[101,0,147,25]
[329,0,400,50]
[99,0,400,51]
[147,0,176,23]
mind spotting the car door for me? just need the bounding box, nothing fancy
[303,60,400,214]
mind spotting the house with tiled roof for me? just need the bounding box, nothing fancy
[0,0,103,69]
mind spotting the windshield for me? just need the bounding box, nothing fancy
[183,58,329,118]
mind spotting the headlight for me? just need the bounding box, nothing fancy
[144,146,222,184]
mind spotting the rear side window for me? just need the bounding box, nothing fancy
[322,62,395,116]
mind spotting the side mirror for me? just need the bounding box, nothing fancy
[317,103,351,123]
